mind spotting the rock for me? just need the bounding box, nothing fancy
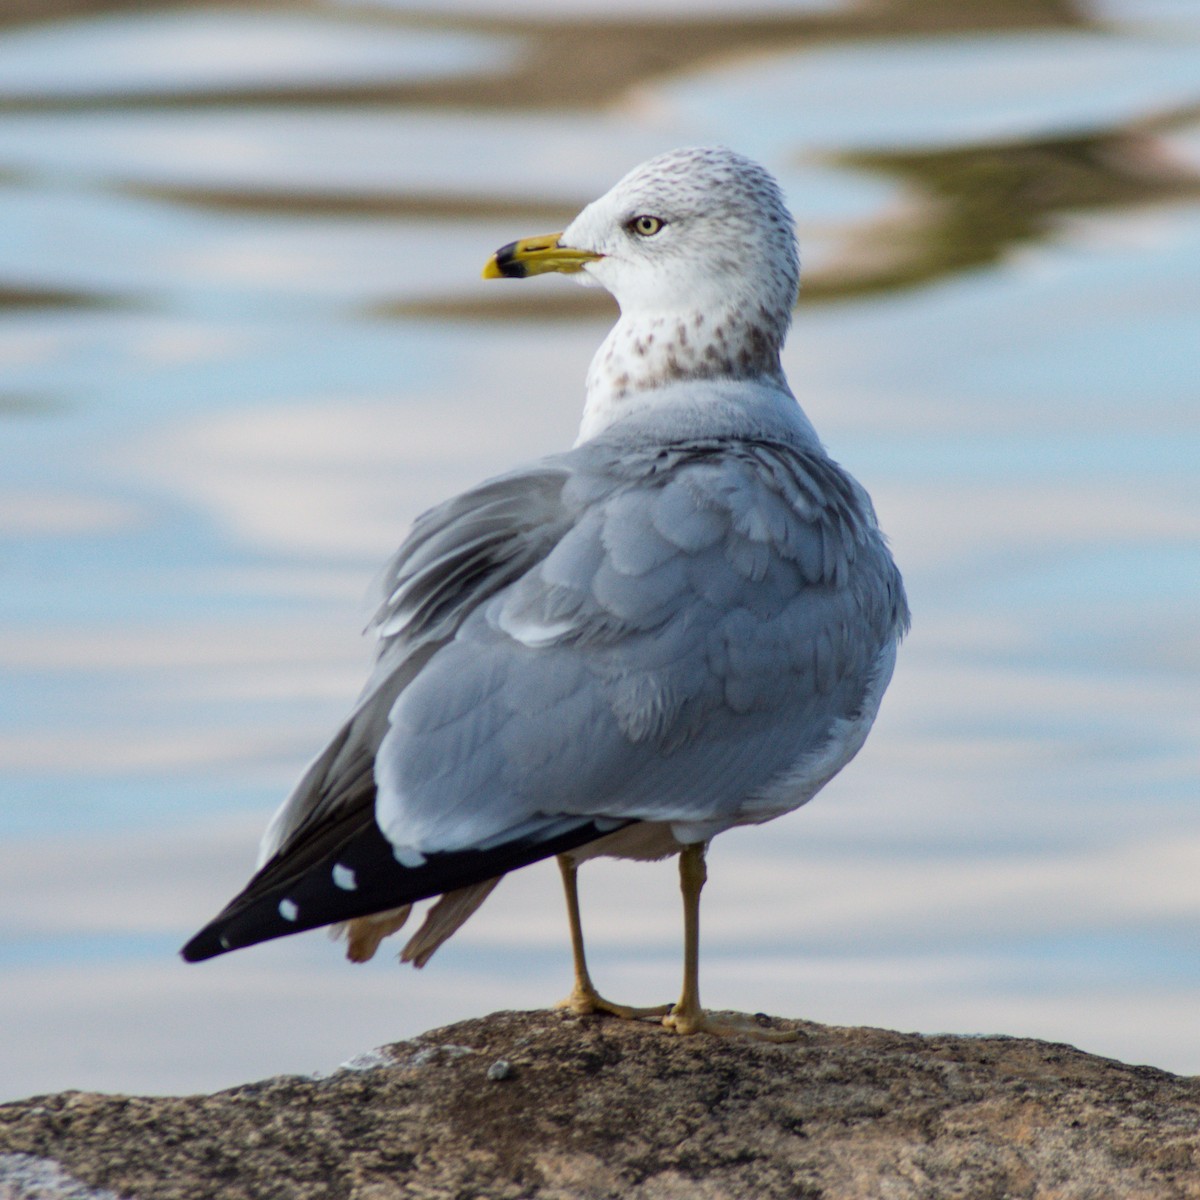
[2,1010,1198,1199]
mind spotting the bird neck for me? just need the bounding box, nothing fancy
[581,304,789,441]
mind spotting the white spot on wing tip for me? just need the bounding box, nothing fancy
[332,863,358,891]
[392,844,427,868]
[279,898,299,922]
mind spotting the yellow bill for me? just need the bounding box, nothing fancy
[482,233,602,280]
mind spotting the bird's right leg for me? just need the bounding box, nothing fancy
[555,855,671,1020]
[662,843,799,1042]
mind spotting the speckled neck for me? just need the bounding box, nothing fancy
[581,304,790,439]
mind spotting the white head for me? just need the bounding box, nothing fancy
[484,147,801,433]
[562,146,799,329]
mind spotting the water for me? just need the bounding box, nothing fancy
[1,0,1197,1100]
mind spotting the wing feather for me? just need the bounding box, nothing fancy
[375,436,908,853]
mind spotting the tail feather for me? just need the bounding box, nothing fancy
[400,878,502,968]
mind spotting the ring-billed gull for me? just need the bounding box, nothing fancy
[182,146,909,1038]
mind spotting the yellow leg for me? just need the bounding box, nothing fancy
[555,855,671,1020]
[663,843,799,1042]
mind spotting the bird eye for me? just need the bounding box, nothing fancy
[628,215,665,237]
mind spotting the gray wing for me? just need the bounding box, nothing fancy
[256,463,576,865]
[374,438,909,857]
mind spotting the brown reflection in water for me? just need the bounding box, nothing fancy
[374,288,615,323]
[0,0,248,28]
[0,393,67,415]
[0,283,118,309]
[124,183,586,225]
[804,128,1200,302]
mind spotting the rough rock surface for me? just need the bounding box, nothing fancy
[2,1009,1199,1199]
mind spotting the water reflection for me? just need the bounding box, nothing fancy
[0,10,518,98]
[0,0,1197,1099]
[661,29,1200,151]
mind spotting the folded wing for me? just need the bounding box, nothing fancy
[182,437,907,962]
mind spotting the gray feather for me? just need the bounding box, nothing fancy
[368,434,908,855]
[260,427,907,874]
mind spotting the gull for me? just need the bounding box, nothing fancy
[182,146,909,1038]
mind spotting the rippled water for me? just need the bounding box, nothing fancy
[1,0,1197,1099]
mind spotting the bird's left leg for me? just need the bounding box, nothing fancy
[555,855,671,1020]
[663,842,799,1041]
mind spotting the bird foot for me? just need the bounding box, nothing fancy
[663,1005,801,1042]
[556,984,672,1022]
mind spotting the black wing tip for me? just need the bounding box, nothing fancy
[179,817,635,966]
[180,921,241,963]
[180,931,222,963]
[180,910,305,963]
[180,896,319,964]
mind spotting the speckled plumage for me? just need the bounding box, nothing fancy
[182,147,908,980]
[571,147,799,440]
